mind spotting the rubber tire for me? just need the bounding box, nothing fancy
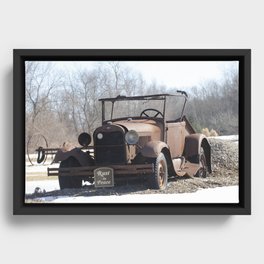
[150,153,168,190]
[194,147,208,178]
[59,156,83,189]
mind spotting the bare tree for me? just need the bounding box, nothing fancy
[61,62,145,136]
[26,62,62,134]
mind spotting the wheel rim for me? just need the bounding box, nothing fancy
[158,161,165,187]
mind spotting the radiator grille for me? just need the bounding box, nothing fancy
[95,131,126,164]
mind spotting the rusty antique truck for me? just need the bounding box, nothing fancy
[48,91,211,190]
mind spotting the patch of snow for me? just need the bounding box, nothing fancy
[26,163,59,175]
[48,186,238,203]
[26,179,238,204]
[25,180,60,194]
[209,135,238,142]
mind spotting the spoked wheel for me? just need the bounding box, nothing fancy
[150,153,168,190]
[194,147,208,178]
[27,134,48,165]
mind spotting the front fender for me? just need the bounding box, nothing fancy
[53,148,94,166]
[141,141,169,158]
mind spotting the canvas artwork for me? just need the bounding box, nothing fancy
[24,60,239,203]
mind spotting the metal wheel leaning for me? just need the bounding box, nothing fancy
[150,153,168,190]
[27,134,48,165]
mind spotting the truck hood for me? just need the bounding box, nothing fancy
[114,119,162,141]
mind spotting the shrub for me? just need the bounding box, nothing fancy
[201,128,219,137]
[209,129,218,137]
[201,128,210,137]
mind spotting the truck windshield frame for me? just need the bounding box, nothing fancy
[100,93,187,123]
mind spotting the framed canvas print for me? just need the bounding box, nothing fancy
[13,49,251,215]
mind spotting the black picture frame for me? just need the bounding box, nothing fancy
[13,49,251,215]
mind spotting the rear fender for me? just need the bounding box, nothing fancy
[183,134,212,173]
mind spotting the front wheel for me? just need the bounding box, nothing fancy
[150,153,168,190]
[58,156,93,189]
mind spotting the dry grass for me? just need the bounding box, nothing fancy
[201,127,219,137]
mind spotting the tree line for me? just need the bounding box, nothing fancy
[184,67,238,135]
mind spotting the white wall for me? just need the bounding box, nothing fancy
[0,1,261,263]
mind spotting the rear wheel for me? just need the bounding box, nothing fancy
[150,153,168,190]
[194,147,208,178]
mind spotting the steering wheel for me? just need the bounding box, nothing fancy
[140,108,164,118]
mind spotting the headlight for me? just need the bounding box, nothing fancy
[97,133,103,140]
[78,132,91,147]
[125,130,139,145]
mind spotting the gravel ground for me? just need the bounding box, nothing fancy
[25,137,238,200]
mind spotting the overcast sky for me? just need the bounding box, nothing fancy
[38,60,239,89]
[123,61,238,88]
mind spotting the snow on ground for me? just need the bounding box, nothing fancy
[26,163,58,175]
[209,135,238,143]
[25,179,238,204]
[26,179,60,194]
[51,186,238,203]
